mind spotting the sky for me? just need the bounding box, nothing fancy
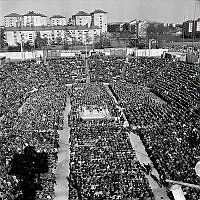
[0,0,200,25]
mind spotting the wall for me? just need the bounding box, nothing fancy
[127,48,168,57]
[0,50,43,60]
[0,48,168,61]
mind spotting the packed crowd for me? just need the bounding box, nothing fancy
[47,57,86,84]
[0,53,199,200]
[0,58,83,199]
[150,60,199,111]
[89,56,126,82]
[68,83,154,199]
[88,56,168,86]
[109,57,199,198]
[0,85,67,199]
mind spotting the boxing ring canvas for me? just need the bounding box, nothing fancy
[79,106,113,121]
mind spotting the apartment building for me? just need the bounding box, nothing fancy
[50,15,67,26]
[5,25,101,46]
[182,20,199,38]
[72,11,91,27]
[22,11,47,27]
[5,26,67,46]
[90,9,108,33]
[66,25,101,44]
[4,13,22,27]
[129,19,148,38]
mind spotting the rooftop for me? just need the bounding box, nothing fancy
[67,25,101,30]
[4,13,21,17]
[23,11,47,17]
[74,11,90,16]
[90,9,107,14]
[5,26,67,31]
[50,15,66,19]
[89,25,101,30]
[5,25,101,31]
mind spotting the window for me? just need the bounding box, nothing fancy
[197,21,200,31]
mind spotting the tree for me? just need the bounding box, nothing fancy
[34,32,48,49]
[94,42,103,49]
[0,28,6,49]
[122,23,130,32]
[63,41,69,50]
[94,35,100,43]
[43,37,48,46]
[8,43,21,52]
[56,36,62,45]
[24,41,33,51]
[101,36,111,47]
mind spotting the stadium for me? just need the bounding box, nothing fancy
[0,52,199,200]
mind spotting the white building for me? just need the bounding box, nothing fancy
[188,21,193,33]
[90,9,108,33]
[22,11,47,27]
[5,27,36,46]
[4,13,22,27]
[66,25,101,44]
[5,26,67,46]
[72,11,91,27]
[50,15,67,26]
[129,19,148,38]
[137,20,148,38]
[5,25,101,46]
[196,19,200,32]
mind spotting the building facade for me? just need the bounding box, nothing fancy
[183,20,194,38]
[182,19,200,38]
[137,20,148,38]
[72,11,91,27]
[129,19,148,38]
[50,15,67,26]
[4,10,104,46]
[5,25,101,46]
[5,26,67,46]
[91,9,108,33]
[4,13,22,27]
[66,25,101,44]
[22,11,47,27]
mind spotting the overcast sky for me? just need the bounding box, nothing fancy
[0,0,200,25]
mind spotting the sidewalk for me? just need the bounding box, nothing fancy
[129,133,170,200]
[54,95,71,200]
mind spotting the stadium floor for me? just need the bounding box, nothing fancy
[54,85,170,200]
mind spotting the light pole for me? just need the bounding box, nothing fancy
[166,161,200,200]
[20,33,24,60]
[148,39,155,57]
[156,32,159,48]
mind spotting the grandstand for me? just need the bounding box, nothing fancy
[0,55,199,200]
